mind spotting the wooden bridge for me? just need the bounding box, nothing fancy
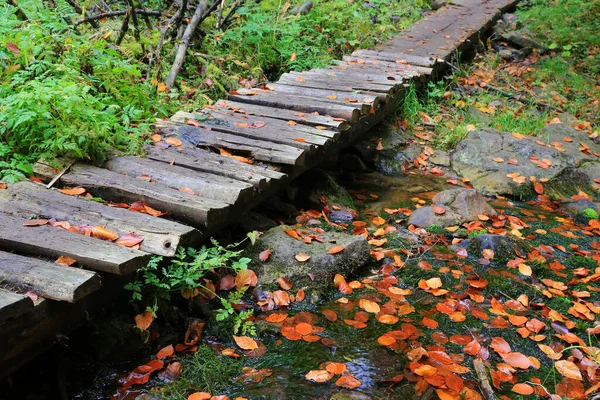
[0,0,518,376]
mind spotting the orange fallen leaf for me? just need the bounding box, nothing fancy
[295,253,310,262]
[165,137,182,146]
[233,335,258,350]
[157,344,174,359]
[512,383,534,395]
[55,255,77,266]
[432,206,446,215]
[59,187,86,196]
[259,249,271,262]
[305,370,333,383]
[135,310,153,330]
[554,360,582,380]
[92,225,119,241]
[372,216,386,226]
[188,393,212,400]
[327,245,344,254]
[335,375,361,389]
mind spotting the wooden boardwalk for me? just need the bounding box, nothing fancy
[0,0,518,376]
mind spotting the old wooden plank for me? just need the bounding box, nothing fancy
[228,90,362,122]
[263,82,388,111]
[280,71,400,94]
[154,121,307,166]
[346,51,439,67]
[216,100,349,131]
[328,60,433,77]
[0,289,33,321]
[0,212,151,275]
[0,180,200,257]
[144,145,287,192]
[103,156,255,206]
[33,162,230,230]
[0,251,101,302]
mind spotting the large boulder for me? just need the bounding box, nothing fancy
[453,234,531,260]
[249,226,370,297]
[408,188,497,228]
[451,124,600,197]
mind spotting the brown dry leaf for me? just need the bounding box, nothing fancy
[335,375,361,389]
[295,253,311,262]
[512,383,534,395]
[482,248,494,260]
[259,249,271,262]
[287,120,297,126]
[23,218,49,227]
[372,216,386,226]
[327,246,344,254]
[59,187,86,196]
[55,255,77,266]
[359,299,380,313]
[432,206,446,215]
[235,269,258,289]
[92,226,119,241]
[554,360,582,380]
[149,134,162,142]
[157,344,174,359]
[519,263,532,276]
[512,132,526,139]
[165,137,182,146]
[116,232,144,247]
[233,335,258,350]
[135,310,153,330]
[425,277,443,289]
[277,277,293,290]
[305,370,333,383]
[534,182,544,194]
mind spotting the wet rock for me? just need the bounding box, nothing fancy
[408,188,497,228]
[501,32,544,50]
[430,0,446,10]
[330,390,376,400]
[432,188,497,221]
[429,150,451,167]
[238,211,278,233]
[498,49,513,60]
[450,127,600,197]
[562,199,599,215]
[249,226,370,297]
[454,234,531,260]
[340,153,369,172]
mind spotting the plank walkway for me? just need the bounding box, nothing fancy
[0,0,519,376]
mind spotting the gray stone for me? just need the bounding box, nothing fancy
[498,49,513,60]
[407,205,465,228]
[501,32,544,50]
[450,127,600,196]
[249,226,370,295]
[429,150,451,166]
[407,188,497,228]
[432,188,498,221]
[431,0,446,10]
[340,153,368,172]
[454,234,531,259]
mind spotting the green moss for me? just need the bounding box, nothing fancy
[578,207,599,221]
[159,345,244,399]
[467,229,487,239]
[426,224,444,234]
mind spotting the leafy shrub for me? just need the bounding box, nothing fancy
[125,238,255,335]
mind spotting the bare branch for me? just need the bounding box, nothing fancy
[74,9,161,27]
[216,0,243,30]
[165,0,210,89]
[65,0,99,28]
[6,0,28,21]
[116,9,130,45]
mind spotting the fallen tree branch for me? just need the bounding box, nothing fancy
[127,0,142,46]
[147,0,187,80]
[473,358,495,400]
[6,0,28,20]
[216,0,243,30]
[165,0,209,89]
[65,0,99,28]
[116,9,130,45]
[74,9,161,26]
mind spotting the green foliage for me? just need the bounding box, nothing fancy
[125,238,254,334]
[0,1,177,181]
[518,0,600,74]
[467,229,487,239]
[425,224,444,234]
[579,207,599,221]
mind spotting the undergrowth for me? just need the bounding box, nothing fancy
[0,0,430,182]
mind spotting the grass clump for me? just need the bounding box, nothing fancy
[158,345,244,399]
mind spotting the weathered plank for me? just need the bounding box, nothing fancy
[0,213,151,275]
[0,181,199,257]
[263,83,388,111]
[103,156,256,206]
[279,71,399,94]
[228,90,362,122]
[34,162,230,229]
[155,121,307,166]
[0,289,33,321]
[216,100,349,131]
[144,145,287,192]
[346,51,439,67]
[0,251,101,302]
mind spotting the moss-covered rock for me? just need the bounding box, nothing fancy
[453,234,531,260]
[248,226,370,300]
